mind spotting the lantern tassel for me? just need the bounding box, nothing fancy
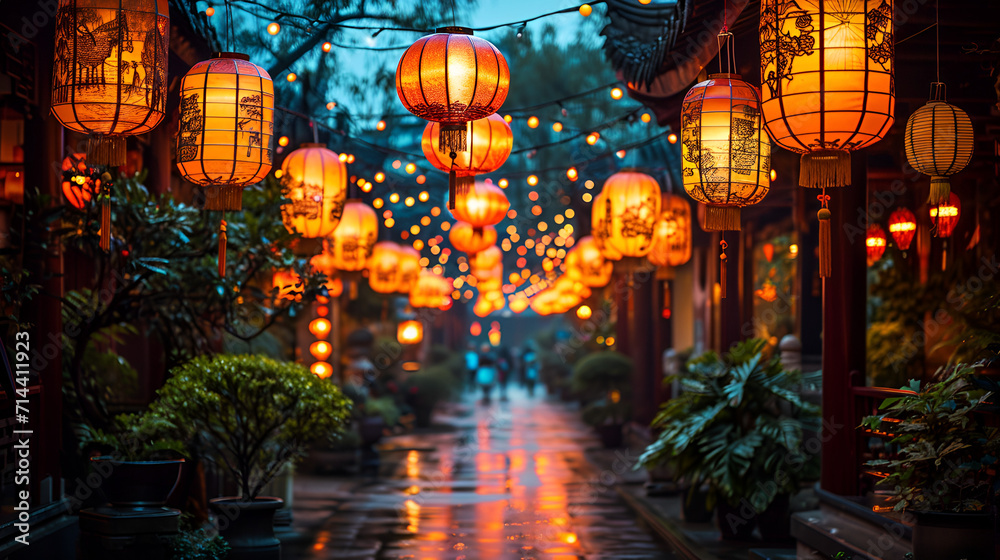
[704,206,741,231]
[719,239,727,299]
[99,173,112,252]
[941,240,947,271]
[205,185,244,211]
[928,176,950,205]
[439,123,468,154]
[800,150,851,189]
[817,191,832,278]
[218,219,228,277]
[88,135,126,167]
[448,152,458,210]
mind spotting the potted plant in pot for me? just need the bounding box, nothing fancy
[403,365,454,428]
[639,339,820,541]
[572,351,633,448]
[863,364,998,560]
[142,354,351,560]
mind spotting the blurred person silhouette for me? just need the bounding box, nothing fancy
[476,344,497,405]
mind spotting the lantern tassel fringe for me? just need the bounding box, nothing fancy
[439,124,468,154]
[218,219,228,277]
[704,206,741,231]
[818,207,832,278]
[88,135,127,168]
[204,185,244,211]
[928,177,951,205]
[800,150,851,189]
[100,195,111,252]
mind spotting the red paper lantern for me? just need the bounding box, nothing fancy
[929,192,960,238]
[422,114,512,206]
[450,179,509,228]
[866,225,887,266]
[888,208,917,252]
[449,221,497,254]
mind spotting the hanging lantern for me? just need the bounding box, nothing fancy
[396,246,422,293]
[647,193,692,267]
[470,245,502,278]
[450,179,509,228]
[596,171,661,258]
[308,317,332,339]
[367,241,402,294]
[177,52,274,275]
[396,27,509,154]
[309,251,344,295]
[888,207,917,253]
[309,340,332,361]
[397,320,424,345]
[410,270,452,309]
[590,191,622,261]
[422,114,513,208]
[905,83,975,204]
[680,74,770,231]
[509,295,529,314]
[272,269,304,300]
[280,144,348,238]
[61,153,101,209]
[51,0,169,166]
[328,200,378,271]
[565,236,613,288]
[929,192,960,239]
[449,221,497,254]
[866,225,887,266]
[760,0,894,277]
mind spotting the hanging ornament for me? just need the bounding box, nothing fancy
[396,27,509,154]
[647,193,692,267]
[280,144,347,238]
[905,83,974,205]
[866,224,887,266]
[449,221,497,254]
[449,179,509,229]
[328,200,378,271]
[888,207,917,253]
[596,171,661,259]
[51,0,169,166]
[176,52,274,276]
[367,241,402,294]
[422,114,513,209]
[929,192,960,271]
[719,238,728,299]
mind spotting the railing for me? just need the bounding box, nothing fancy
[851,385,918,498]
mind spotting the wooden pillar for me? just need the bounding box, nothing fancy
[820,153,868,496]
[631,266,656,425]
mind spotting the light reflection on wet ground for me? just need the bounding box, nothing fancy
[298,389,677,559]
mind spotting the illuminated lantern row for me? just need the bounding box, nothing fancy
[328,200,378,271]
[565,236,613,288]
[591,191,622,261]
[449,222,497,254]
[176,52,274,275]
[904,83,974,204]
[280,144,347,238]
[680,73,770,231]
[423,114,512,207]
[396,27,510,154]
[51,0,169,166]
[410,270,452,309]
[647,193,692,268]
[450,179,509,228]
[888,207,917,253]
[367,241,401,294]
[594,171,661,258]
[866,225,887,266]
[929,192,961,239]
[61,154,101,209]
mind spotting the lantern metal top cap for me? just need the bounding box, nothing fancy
[300,142,327,148]
[708,72,743,80]
[213,52,251,61]
[436,26,473,35]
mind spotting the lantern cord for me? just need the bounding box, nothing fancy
[448,152,458,210]
[310,120,319,144]
[817,191,832,279]
[719,238,727,299]
[99,175,112,252]
[218,217,228,277]
[935,0,940,84]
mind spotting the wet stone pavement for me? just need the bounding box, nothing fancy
[289,388,679,559]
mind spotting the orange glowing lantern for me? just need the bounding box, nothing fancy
[422,114,513,207]
[888,208,917,253]
[647,193,692,268]
[450,179,509,228]
[905,83,974,204]
[410,270,452,309]
[396,27,509,154]
[470,245,502,277]
[310,361,333,379]
[396,246,422,293]
[51,0,169,166]
[470,321,482,336]
[272,269,304,300]
[367,241,402,294]
[397,320,424,345]
[929,192,960,239]
[595,171,661,258]
[61,153,100,209]
[565,236,613,288]
[328,200,378,271]
[488,329,501,346]
[866,225,887,266]
[576,305,592,320]
[308,318,332,339]
[177,52,274,275]
[280,144,347,238]
[590,191,622,261]
[681,73,770,231]
[309,251,344,295]
[449,222,497,254]
[309,340,332,361]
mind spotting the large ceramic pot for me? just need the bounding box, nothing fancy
[680,485,713,523]
[911,511,993,560]
[716,499,758,540]
[595,424,624,448]
[756,493,792,542]
[210,497,283,560]
[90,457,184,507]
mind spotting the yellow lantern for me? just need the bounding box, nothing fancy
[470,245,502,279]
[410,269,452,309]
[52,0,169,166]
[367,241,402,294]
[310,362,333,379]
[590,191,622,261]
[647,193,692,267]
[565,236,613,288]
[397,320,424,345]
[280,144,348,238]
[328,200,378,271]
[596,171,661,258]
[488,329,501,347]
[904,83,974,204]
[396,246,422,293]
[449,221,497,254]
[308,318,332,339]
[680,74,770,231]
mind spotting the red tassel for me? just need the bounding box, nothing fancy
[941,240,947,271]
[99,172,112,252]
[218,219,227,277]
[817,191,832,279]
[719,239,728,299]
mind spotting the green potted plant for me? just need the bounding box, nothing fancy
[639,339,820,541]
[404,365,454,428]
[572,351,633,448]
[144,354,351,560]
[169,519,230,560]
[863,364,998,560]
